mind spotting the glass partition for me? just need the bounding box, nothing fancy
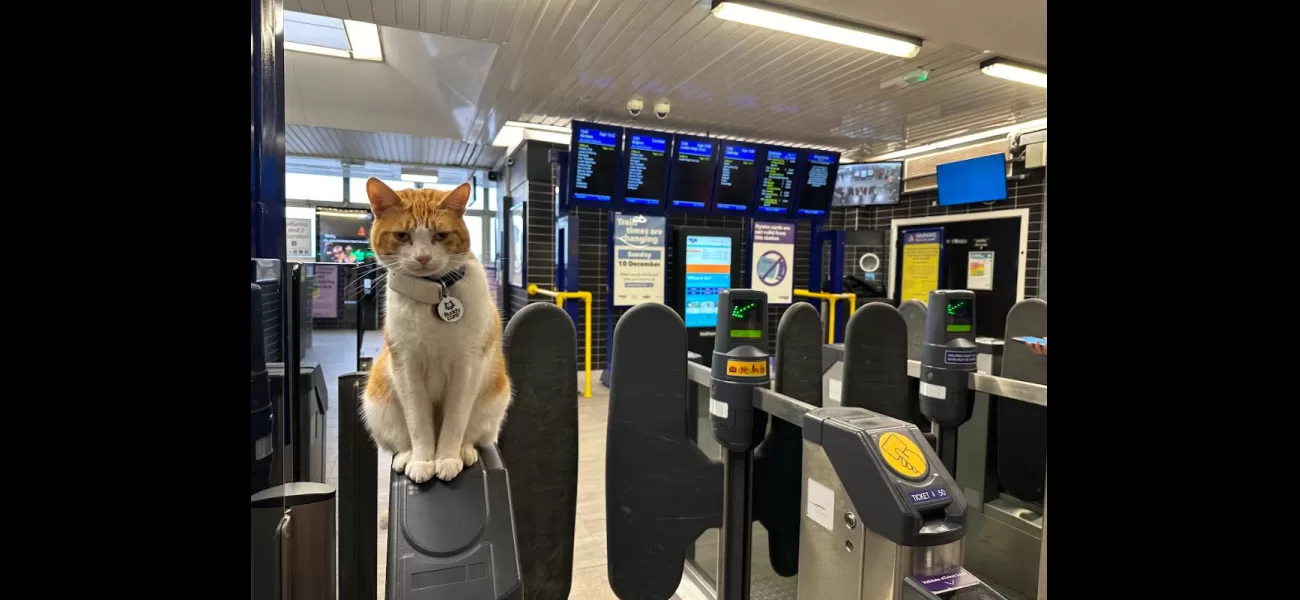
[686,376,798,596]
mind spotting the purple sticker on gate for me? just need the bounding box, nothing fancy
[916,568,982,594]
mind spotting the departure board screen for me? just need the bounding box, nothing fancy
[796,151,840,217]
[712,144,759,215]
[756,148,798,216]
[622,129,670,210]
[668,137,716,213]
[569,121,622,205]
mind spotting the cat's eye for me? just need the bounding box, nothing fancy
[435,231,450,241]
[394,232,410,242]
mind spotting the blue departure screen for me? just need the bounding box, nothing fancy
[713,144,758,214]
[668,138,716,213]
[757,148,798,216]
[570,122,622,205]
[796,151,839,217]
[623,130,669,209]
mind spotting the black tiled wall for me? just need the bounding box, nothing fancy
[506,142,561,316]
[830,167,1047,299]
[258,279,282,363]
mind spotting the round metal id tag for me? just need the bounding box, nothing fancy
[436,295,465,322]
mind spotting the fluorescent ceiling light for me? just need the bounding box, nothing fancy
[344,20,384,61]
[400,174,440,184]
[710,0,921,58]
[980,58,1046,88]
[866,119,1047,161]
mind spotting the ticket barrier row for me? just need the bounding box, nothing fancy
[606,289,1041,600]
[821,298,1047,599]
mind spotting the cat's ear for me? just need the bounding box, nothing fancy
[366,177,401,217]
[440,183,471,217]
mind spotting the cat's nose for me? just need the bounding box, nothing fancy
[416,255,431,265]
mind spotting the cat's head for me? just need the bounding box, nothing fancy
[366,178,473,277]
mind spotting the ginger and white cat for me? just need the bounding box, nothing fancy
[361,178,511,483]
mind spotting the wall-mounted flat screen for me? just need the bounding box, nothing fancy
[623,129,670,210]
[569,121,623,206]
[667,136,717,213]
[936,154,1008,206]
[756,147,799,216]
[833,162,903,206]
[796,150,840,217]
[712,143,759,215]
[317,208,374,263]
[683,235,733,329]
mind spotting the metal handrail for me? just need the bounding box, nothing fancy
[792,289,857,344]
[690,358,1045,409]
[906,360,1046,407]
[526,284,593,398]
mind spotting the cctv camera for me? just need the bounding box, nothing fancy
[505,156,515,167]
[627,97,644,117]
[654,100,671,120]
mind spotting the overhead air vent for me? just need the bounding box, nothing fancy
[902,140,1010,194]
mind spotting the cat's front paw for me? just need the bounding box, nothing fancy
[434,457,464,481]
[405,460,438,483]
[460,445,479,467]
[392,450,412,472]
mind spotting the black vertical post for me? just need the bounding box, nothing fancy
[938,427,959,476]
[251,0,285,262]
[719,450,754,600]
[338,373,377,600]
[354,264,365,370]
[282,261,300,485]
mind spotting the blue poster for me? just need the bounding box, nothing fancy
[612,213,667,307]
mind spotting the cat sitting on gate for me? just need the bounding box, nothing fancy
[360,178,511,484]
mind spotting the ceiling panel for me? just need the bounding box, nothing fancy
[285,0,1046,158]
[286,124,505,168]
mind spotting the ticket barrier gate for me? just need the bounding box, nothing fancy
[335,303,580,600]
[821,302,930,432]
[920,298,1046,599]
[606,292,1013,600]
[824,295,1047,600]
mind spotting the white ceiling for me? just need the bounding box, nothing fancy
[282,0,1046,164]
[286,124,504,168]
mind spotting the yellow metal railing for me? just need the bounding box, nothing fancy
[793,289,857,344]
[526,284,593,398]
